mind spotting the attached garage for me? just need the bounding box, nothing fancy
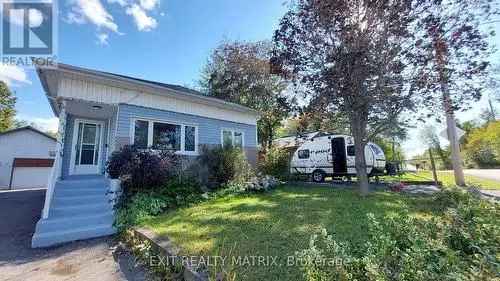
[0,126,56,190]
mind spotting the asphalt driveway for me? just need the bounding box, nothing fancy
[0,189,150,281]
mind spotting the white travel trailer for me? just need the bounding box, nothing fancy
[290,134,386,182]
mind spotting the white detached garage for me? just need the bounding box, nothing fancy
[0,126,56,189]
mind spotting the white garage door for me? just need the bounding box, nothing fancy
[9,158,54,190]
[11,167,52,189]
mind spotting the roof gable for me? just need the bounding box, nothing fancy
[0,126,56,142]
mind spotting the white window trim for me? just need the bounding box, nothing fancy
[130,117,199,155]
[220,128,245,148]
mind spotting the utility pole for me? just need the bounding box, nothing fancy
[433,31,466,187]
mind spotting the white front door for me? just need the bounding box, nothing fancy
[70,119,104,175]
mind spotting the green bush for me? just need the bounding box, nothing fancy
[158,177,204,207]
[115,178,204,230]
[197,145,253,188]
[115,192,170,230]
[258,146,290,180]
[297,189,500,281]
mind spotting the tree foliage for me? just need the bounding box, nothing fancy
[410,0,497,117]
[0,81,16,132]
[273,0,496,194]
[200,40,294,149]
[464,120,500,168]
[273,0,418,195]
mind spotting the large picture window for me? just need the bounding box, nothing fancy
[221,129,244,148]
[133,119,198,154]
[153,122,181,150]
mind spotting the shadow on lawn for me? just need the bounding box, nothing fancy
[143,186,438,281]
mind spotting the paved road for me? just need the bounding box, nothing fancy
[0,189,150,281]
[463,169,500,182]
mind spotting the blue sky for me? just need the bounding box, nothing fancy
[0,0,498,157]
[2,0,288,129]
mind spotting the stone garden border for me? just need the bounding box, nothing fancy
[127,227,209,281]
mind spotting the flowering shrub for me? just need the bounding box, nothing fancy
[389,182,406,192]
[106,145,180,196]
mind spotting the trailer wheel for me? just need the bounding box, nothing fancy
[312,170,325,183]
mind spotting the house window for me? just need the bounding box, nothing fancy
[184,126,196,152]
[133,119,197,154]
[134,120,149,149]
[222,129,243,148]
[153,122,181,150]
[298,149,310,159]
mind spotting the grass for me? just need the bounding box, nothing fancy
[142,185,440,281]
[383,171,500,190]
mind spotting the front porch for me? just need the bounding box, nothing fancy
[60,99,118,179]
[32,99,119,247]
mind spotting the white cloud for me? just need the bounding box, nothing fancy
[0,64,31,86]
[96,33,109,45]
[108,0,128,7]
[66,0,119,33]
[126,4,157,31]
[66,0,161,43]
[28,9,44,28]
[17,116,59,133]
[139,0,159,10]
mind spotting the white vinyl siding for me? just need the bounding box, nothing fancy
[58,76,258,125]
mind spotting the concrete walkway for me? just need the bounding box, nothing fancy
[0,189,150,281]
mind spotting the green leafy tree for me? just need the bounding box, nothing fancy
[200,40,293,150]
[0,81,16,132]
[464,120,500,168]
[273,0,418,195]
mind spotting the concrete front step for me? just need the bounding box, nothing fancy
[35,212,115,233]
[32,176,117,248]
[52,195,110,207]
[50,203,113,217]
[32,224,116,248]
[55,188,107,197]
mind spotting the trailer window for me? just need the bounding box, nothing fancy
[298,149,310,159]
[347,145,355,156]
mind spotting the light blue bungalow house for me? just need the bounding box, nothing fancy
[32,63,259,247]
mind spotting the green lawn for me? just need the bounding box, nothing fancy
[142,186,440,281]
[383,171,500,190]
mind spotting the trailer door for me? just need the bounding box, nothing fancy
[331,137,347,174]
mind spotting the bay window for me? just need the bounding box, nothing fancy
[133,119,197,154]
[221,129,244,148]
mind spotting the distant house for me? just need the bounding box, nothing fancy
[0,126,56,189]
[32,63,260,247]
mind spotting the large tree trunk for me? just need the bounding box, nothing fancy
[351,114,369,196]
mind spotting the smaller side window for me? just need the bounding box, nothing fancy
[298,149,310,159]
[347,145,355,156]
